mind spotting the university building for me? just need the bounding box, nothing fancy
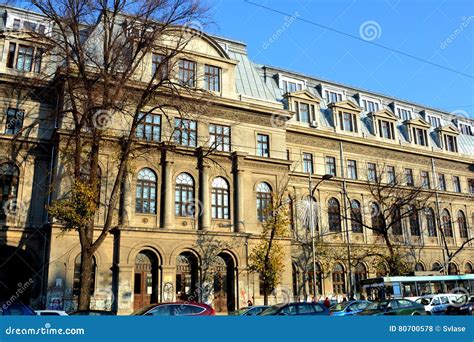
[0,5,473,314]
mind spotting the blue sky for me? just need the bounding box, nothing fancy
[205,0,474,118]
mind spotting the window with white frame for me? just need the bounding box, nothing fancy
[280,75,304,93]
[458,122,473,135]
[427,115,441,128]
[361,99,380,112]
[397,107,412,121]
[325,89,343,103]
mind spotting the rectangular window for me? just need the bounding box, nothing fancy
[339,112,357,132]
[397,108,411,121]
[387,166,396,184]
[325,156,336,177]
[428,115,441,128]
[367,163,377,182]
[299,103,310,123]
[453,176,461,193]
[468,179,474,194]
[6,43,16,69]
[209,124,230,152]
[173,118,197,146]
[379,120,395,140]
[283,80,302,93]
[16,45,34,72]
[362,99,379,112]
[405,168,414,186]
[23,21,37,31]
[459,123,473,135]
[13,19,21,30]
[302,153,314,174]
[421,171,430,189]
[412,127,428,146]
[347,160,357,180]
[325,90,342,103]
[151,54,168,79]
[204,65,221,91]
[444,135,458,152]
[136,113,161,141]
[178,59,196,87]
[256,134,269,157]
[33,48,43,73]
[5,108,24,135]
[438,174,446,191]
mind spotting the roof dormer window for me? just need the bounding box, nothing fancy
[459,122,473,136]
[325,90,342,103]
[280,75,305,93]
[444,134,458,152]
[397,108,412,121]
[412,127,428,146]
[427,115,441,128]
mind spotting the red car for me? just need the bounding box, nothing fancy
[131,302,215,316]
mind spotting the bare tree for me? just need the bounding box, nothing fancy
[342,166,434,276]
[11,0,217,310]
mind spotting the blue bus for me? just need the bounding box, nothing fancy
[360,275,474,300]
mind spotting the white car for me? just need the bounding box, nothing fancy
[36,310,68,316]
[415,294,462,315]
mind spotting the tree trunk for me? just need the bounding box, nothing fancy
[77,247,94,310]
[263,279,268,306]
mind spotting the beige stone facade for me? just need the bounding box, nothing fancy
[0,5,473,314]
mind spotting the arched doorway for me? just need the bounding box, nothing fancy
[134,250,160,310]
[176,252,199,301]
[0,246,34,304]
[211,253,236,313]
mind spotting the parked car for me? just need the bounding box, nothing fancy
[36,310,69,316]
[415,294,462,315]
[329,300,371,316]
[259,302,329,316]
[357,299,426,316]
[69,310,115,316]
[228,306,269,316]
[132,303,215,316]
[445,295,474,316]
[0,303,35,315]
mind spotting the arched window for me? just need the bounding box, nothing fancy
[448,262,458,275]
[256,182,272,222]
[211,177,230,219]
[73,254,96,296]
[332,263,345,294]
[328,198,341,232]
[371,202,385,234]
[425,208,437,237]
[464,263,473,274]
[431,262,442,272]
[458,210,468,239]
[307,263,323,295]
[441,209,453,237]
[175,173,195,217]
[415,262,425,272]
[354,263,367,293]
[350,200,363,233]
[409,206,420,236]
[0,163,19,220]
[135,168,157,214]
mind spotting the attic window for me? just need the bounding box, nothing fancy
[280,76,304,93]
[427,115,441,128]
[444,134,458,152]
[397,108,412,121]
[412,127,428,146]
[459,123,473,135]
[325,90,342,103]
[361,99,380,112]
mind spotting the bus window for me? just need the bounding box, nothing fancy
[402,283,417,297]
[430,281,442,294]
[392,283,401,297]
[445,281,457,292]
[416,282,431,296]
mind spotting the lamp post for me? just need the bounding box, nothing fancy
[308,173,333,298]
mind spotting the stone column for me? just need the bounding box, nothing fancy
[160,159,174,229]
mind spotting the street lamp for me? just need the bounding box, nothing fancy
[308,173,333,299]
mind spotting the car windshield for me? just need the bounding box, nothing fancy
[330,302,351,311]
[365,301,389,310]
[416,298,431,305]
[233,307,250,315]
[260,304,285,316]
[131,305,157,316]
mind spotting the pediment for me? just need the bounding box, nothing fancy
[284,90,320,103]
[328,100,362,113]
[369,109,398,121]
[436,124,459,135]
[405,117,431,128]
